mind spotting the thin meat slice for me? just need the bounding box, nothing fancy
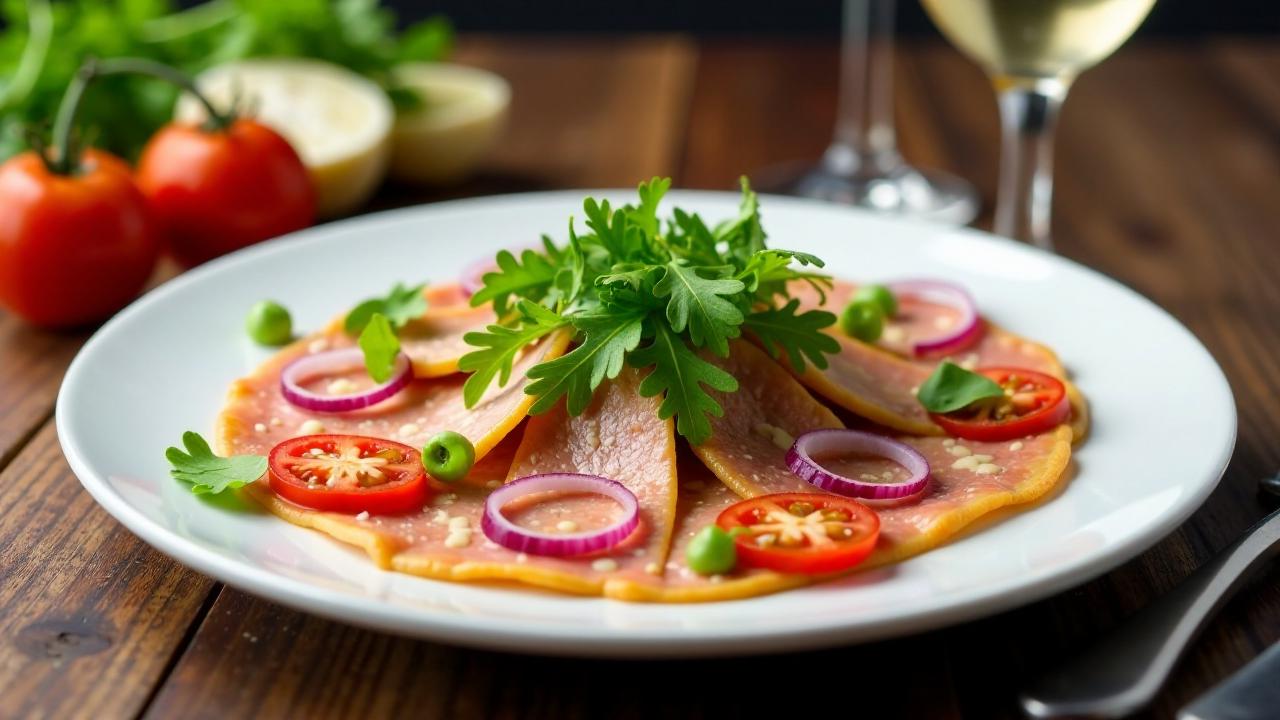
[691,340,844,499]
[398,283,498,378]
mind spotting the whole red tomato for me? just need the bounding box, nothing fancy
[0,149,159,328]
[136,118,315,267]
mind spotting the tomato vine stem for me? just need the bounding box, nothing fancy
[47,57,233,175]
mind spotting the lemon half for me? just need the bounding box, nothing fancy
[389,63,510,185]
[175,59,394,218]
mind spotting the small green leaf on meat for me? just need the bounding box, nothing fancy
[166,431,266,495]
[358,312,401,383]
[917,361,1005,413]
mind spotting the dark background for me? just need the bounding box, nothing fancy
[387,1,1277,36]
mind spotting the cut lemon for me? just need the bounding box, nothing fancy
[389,63,510,185]
[175,59,393,218]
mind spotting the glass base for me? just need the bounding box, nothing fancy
[758,158,981,227]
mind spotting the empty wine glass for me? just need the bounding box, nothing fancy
[779,0,979,225]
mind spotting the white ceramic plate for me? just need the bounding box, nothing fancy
[57,191,1235,658]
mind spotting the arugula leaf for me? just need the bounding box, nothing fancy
[460,177,837,444]
[358,312,400,383]
[745,300,840,372]
[917,362,1004,413]
[458,301,568,407]
[525,310,645,415]
[166,431,266,495]
[471,248,559,315]
[344,282,427,334]
[629,323,739,445]
[629,176,671,238]
[655,262,745,356]
[714,177,767,264]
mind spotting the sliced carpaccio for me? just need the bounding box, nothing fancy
[788,279,1089,442]
[693,340,843,497]
[218,326,569,462]
[398,283,497,378]
[215,273,1083,603]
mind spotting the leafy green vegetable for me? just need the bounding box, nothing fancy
[459,177,835,445]
[525,309,645,415]
[344,281,427,334]
[166,430,266,495]
[630,322,739,444]
[745,299,840,371]
[916,361,1004,414]
[458,300,568,407]
[358,312,400,383]
[0,0,453,162]
[655,261,744,357]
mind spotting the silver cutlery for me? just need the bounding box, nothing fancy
[1020,473,1280,719]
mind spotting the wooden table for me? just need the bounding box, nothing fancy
[3,35,1278,719]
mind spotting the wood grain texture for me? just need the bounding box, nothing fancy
[1,36,1278,720]
[0,424,216,720]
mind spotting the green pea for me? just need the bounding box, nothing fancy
[422,431,475,483]
[839,300,884,342]
[854,284,898,317]
[686,526,737,575]
[245,300,293,346]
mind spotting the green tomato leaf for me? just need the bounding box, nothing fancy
[166,431,266,495]
[655,261,745,356]
[744,300,839,372]
[525,310,646,416]
[358,312,401,383]
[916,361,1005,413]
[629,323,739,445]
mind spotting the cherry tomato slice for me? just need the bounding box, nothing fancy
[931,367,1070,442]
[716,493,880,574]
[268,434,428,515]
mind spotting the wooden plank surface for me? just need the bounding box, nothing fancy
[0,35,1278,720]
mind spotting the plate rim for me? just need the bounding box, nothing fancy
[55,189,1237,657]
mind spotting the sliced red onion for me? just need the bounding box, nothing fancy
[888,279,983,357]
[280,347,413,413]
[481,473,640,556]
[786,429,931,500]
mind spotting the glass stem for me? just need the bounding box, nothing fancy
[824,0,900,178]
[993,79,1067,250]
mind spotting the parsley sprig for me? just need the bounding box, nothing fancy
[460,177,838,444]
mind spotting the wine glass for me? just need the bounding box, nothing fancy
[921,0,1157,250]
[775,0,979,225]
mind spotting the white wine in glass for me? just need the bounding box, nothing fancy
[921,0,1156,249]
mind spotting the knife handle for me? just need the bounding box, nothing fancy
[1179,641,1280,720]
[1020,506,1280,719]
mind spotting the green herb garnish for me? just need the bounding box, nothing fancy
[916,362,1004,414]
[0,0,454,162]
[459,177,837,444]
[166,431,266,495]
[358,312,401,383]
[344,282,428,334]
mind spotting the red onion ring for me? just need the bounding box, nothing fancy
[280,347,413,413]
[786,429,931,500]
[888,279,984,357]
[481,473,640,556]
